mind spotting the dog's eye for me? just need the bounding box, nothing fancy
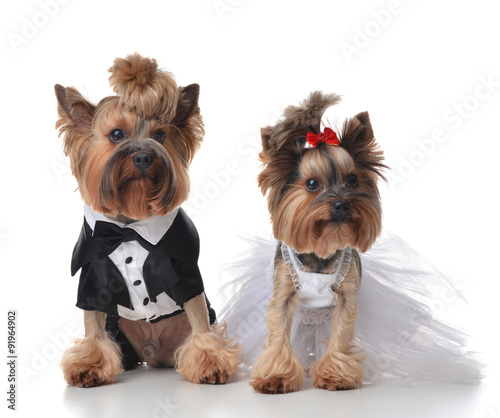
[152,131,165,144]
[347,174,359,188]
[109,129,125,143]
[305,178,320,192]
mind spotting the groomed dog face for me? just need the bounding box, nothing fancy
[258,92,386,257]
[55,53,204,220]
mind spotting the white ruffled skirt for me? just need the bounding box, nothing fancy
[219,232,483,384]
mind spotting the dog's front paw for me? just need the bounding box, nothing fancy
[61,337,124,388]
[70,369,110,388]
[250,346,305,394]
[310,351,364,391]
[251,374,304,394]
[176,327,240,384]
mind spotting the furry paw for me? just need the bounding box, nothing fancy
[69,369,110,388]
[310,351,364,391]
[250,374,304,394]
[61,337,123,388]
[250,346,305,394]
[176,326,241,384]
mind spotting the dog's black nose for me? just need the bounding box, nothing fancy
[333,201,350,220]
[132,153,153,171]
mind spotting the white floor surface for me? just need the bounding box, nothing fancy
[17,366,499,418]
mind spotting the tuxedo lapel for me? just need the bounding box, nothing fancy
[161,208,200,264]
[141,208,194,302]
[142,254,179,303]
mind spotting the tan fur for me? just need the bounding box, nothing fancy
[108,52,179,120]
[309,260,365,390]
[61,311,123,387]
[176,293,241,384]
[250,259,305,394]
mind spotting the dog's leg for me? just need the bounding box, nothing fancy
[61,311,123,387]
[175,293,240,384]
[309,262,365,390]
[250,259,305,394]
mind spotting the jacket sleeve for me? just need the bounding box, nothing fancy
[71,219,92,276]
[71,218,130,315]
[165,210,217,323]
[164,209,205,306]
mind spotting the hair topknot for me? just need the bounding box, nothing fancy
[108,52,179,119]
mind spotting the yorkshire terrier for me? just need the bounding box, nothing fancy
[55,53,240,387]
[250,92,385,393]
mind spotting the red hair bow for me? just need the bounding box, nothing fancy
[306,127,339,147]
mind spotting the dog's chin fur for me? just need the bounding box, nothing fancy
[93,174,189,221]
[275,217,381,259]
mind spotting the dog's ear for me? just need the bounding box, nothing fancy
[258,125,303,198]
[55,84,95,134]
[260,126,274,159]
[167,83,204,164]
[340,111,386,178]
[173,84,200,126]
[55,85,96,180]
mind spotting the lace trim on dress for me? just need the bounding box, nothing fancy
[281,243,302,291]
[295,306,334,325]
[281,243,352,292]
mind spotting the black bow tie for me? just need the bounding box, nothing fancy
[92,221,161,259]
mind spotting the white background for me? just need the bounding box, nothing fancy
[1,0,499,417]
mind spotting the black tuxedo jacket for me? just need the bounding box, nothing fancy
[71,208,216,323]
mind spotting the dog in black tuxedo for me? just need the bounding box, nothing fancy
[55,53,240,387]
